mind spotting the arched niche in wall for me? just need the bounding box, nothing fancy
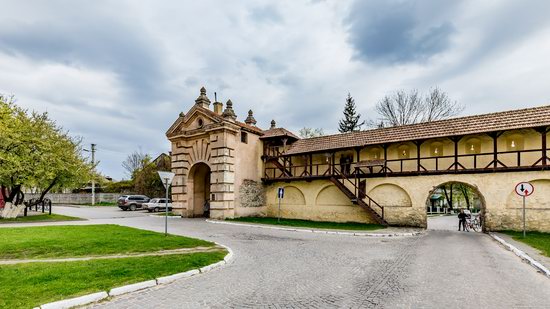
[464,137,481,154]
[429,141,444,157]
[397,144,410,159]
[281,186,306,206]
[367,183,412,207]
[506,133,524,151]
[367,146,382,160]
[315,184,352,206]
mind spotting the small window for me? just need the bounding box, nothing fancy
[197,118,204,128]
[241,132,248,144]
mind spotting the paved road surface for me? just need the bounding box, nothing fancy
[43,207,550,308]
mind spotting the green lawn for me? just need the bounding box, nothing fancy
[502,231,550,257]
[0,224,214,260]
[0,251,226,309]
[0,214,82,224]
[227,217,385,231]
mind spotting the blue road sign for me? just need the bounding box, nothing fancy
[278,187,285,199]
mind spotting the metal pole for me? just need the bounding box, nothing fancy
[165,178,169,236]
[91,143,96,206]
[278,197,281,223]
[523,195,526,238]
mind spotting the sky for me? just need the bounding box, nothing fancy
[1,0,550,180]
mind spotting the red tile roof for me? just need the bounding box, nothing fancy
[260,127,300,140]
[285,105,550,155]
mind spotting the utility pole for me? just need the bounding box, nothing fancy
[91,143,96,206]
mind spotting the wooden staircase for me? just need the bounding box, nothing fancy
[330,168,388,226]
[267,157,292,177]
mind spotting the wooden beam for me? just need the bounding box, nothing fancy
[413,140,425,172]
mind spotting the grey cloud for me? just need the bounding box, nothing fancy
[346,0,455,64]
[0,13,166,102]
[249,5,283,24]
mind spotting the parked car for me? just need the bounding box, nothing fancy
[117,195,150,211]
[143,198,172,213]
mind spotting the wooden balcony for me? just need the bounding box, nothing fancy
[263,147,550,183]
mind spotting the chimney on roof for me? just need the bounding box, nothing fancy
[213,92,223,115]
[195,86,211,109]
[270,119,276,129]
[222,99,237,122]
[245,110,257,125]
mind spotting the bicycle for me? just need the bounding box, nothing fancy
[465,216,481,232]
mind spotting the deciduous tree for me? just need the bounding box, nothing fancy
[0,95,92,218]
[375,88,463,126]
[298,127,324,138]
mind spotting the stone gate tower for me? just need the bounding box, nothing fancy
[166,87,264,219]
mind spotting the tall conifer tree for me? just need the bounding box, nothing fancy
[338,93,364,133]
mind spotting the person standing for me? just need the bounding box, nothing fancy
[458,209,467,231]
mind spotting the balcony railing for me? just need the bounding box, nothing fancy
[263,148,549,181]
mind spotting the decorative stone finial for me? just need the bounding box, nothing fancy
[245,110,257,125]
[195,86,211,108]
[179,112,185,117]
[222,99,237,121]
[270,119,276,129]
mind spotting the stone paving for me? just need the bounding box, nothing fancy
[27,207,550,308]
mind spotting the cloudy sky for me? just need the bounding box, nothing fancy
[1,1,550,180]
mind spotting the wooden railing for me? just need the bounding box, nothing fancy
[263,147,550,180]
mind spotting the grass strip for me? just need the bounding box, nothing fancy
[0,251,226,309]
[0,225,214,260]
[502,231,550,257]
[0,214,82,224]
[226,217,385,231]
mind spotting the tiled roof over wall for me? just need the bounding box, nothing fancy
[261,128,300,140]
[285,105,550,155]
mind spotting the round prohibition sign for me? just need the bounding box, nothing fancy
[515,182,534,197]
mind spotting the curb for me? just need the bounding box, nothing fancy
[37,245,234,309]
[206,219,423,237]
[489,233,550,278]
[40,291,108,309]
[148,214,182,219]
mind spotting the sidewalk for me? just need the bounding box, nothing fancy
[494,232,550,272]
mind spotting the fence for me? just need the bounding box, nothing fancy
[23,193,120,205]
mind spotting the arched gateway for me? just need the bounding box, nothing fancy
[187,163,211,217]
[167,87,550,232]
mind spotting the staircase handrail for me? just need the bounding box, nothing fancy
[333,167,384,217]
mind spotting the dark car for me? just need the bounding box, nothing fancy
[117,195,150,211]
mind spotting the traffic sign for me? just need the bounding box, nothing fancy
[158,171,175,189]
[515,182,534,197]
[277,187,285,199]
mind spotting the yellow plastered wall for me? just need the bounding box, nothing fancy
[266,170,550,231]
[265,181,377,224]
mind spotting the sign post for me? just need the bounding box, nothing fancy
[277,187,284,223]
[515,182,534,238]
[158,171,175,236]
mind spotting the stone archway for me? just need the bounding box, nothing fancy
[425,181,486,231]
[187,162,211,217]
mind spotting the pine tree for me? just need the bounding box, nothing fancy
[338,93,364,133]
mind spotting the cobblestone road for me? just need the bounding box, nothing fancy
[47,208,550,309]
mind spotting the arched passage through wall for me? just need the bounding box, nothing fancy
[425,181,486,231]
[187,162,211,217]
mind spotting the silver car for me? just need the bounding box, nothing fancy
[143,198,173,212]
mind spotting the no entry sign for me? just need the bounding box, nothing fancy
[515,182,534,197]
